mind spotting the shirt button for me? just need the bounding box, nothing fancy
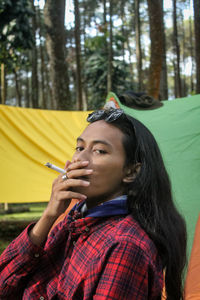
[34,253,40,258]
[40,296,44,300]
[85,227,89,232]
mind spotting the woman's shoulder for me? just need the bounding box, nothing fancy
[108,214,158,258]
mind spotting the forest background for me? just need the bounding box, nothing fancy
[0,0,200,111]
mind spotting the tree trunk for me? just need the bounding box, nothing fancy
[189,16,194,93]
[173,60,177,97]
[44,0,71,110]
[120,0,125,63]
[147,0,163,99]
[40,44,47,109]
[37,6,47,109]
[31,46,39,108]
[31,0,39,108]
[127,36,135,86]
[107,0,113,93]
[43,47,52,109]
[103,0,107,29]
[4,203,8,211]
[180,10,187,97]
[193,0,200,93]
[103,0,108,53]
[1,63,6,104]
[74,0,83,110]
[82,3,88,110]
[159,0,168,100]
[172,0,182,98]
[25,63,30,108]
[135,0,143,91]
[13,68,22,106]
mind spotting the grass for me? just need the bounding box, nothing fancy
[0,203,47,221]
[0,239,10,254]
[0,202,47,254]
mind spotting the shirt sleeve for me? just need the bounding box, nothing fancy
[0,223,46,299]
[93,241,163,300]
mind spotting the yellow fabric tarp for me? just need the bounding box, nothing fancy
[0,105,89,203]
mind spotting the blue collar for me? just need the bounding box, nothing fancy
[70,195,128,219]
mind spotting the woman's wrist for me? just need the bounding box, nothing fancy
[29,213,58,247]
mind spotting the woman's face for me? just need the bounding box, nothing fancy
[71,120,128,208]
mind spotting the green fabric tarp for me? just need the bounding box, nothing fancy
[107,93,200,258]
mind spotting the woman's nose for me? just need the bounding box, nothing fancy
[73,149,89,163]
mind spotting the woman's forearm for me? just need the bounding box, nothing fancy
[29,213,57,246]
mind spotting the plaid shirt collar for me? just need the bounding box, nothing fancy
[68,195,128,221]
[65,195,128,238]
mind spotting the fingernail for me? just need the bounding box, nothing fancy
[82,161,89,165]
[83,181,90,186]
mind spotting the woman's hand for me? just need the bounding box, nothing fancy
[29,160,92,246]
[44,160,92,219]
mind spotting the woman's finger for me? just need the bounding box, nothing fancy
[64,160,71,170]
[58,178,90,191]
[66,168,93,180]
[66,160,89,172]
[54,191,87,201]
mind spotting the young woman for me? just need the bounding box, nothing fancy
[0,108,186,299]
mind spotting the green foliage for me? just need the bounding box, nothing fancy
[84,52,107,108]
[0,0,34,66]
[85,35,107,53]
[84,35,134,109]
[0,239,10,255]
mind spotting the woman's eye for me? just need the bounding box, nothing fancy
[75,146,84,152]
[94,149,107,154]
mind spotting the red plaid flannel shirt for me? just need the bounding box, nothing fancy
[0,213,163,299]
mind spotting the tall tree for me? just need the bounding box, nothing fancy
[189,16,194,93]
[180,9,187,97]
[135,0,143,91]
[172,0,182,98]
[159,0,168,100]
[107,0,113,93]
[120,0,126,62]
[103,0,107,33]
[13,67,22,106]
[103,0,108,59]
[193,0,200,93]
[44,0,71,110]
[31,0,39,108]
[25,61,30,107]
[74,0,83,110]
[37,5,47,109]
[0,63,6,104]
[147,0,163,99]
[127,36,135,86]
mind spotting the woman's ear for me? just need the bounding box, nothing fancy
[123,163,141,183]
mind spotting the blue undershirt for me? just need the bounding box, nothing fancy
[70,195,128,218]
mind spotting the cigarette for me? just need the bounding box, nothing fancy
[45,162,65,174]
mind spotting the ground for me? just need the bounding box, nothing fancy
[0,203,46,254]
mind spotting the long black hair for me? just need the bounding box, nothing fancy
[87,108,187,300]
